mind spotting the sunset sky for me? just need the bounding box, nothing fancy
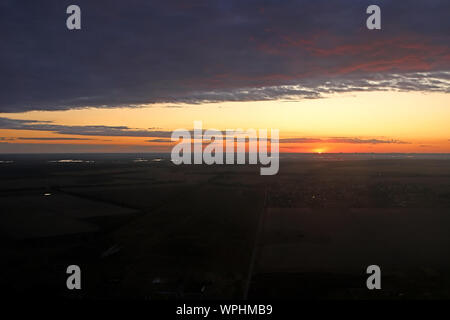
[1,0,449,153]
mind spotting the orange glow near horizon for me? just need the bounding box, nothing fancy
[1,90,449,153]
[313,148,326,154]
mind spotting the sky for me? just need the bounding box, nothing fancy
[0,0,449,153]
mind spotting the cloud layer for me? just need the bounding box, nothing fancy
[0,0,449,112]
[0,117,173,137]
[0,117,407,145]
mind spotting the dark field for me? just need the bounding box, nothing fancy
[1,154,450,299]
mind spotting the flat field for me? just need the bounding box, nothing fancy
[1,154,449,299]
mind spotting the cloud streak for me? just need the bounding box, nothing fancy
[279,137,409,144]
[13,137,94,141]
[0,117,408,145]
[0,117,173,138]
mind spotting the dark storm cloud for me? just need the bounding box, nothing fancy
[1,0,449,112]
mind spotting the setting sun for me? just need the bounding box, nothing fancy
[314,148,326,154]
